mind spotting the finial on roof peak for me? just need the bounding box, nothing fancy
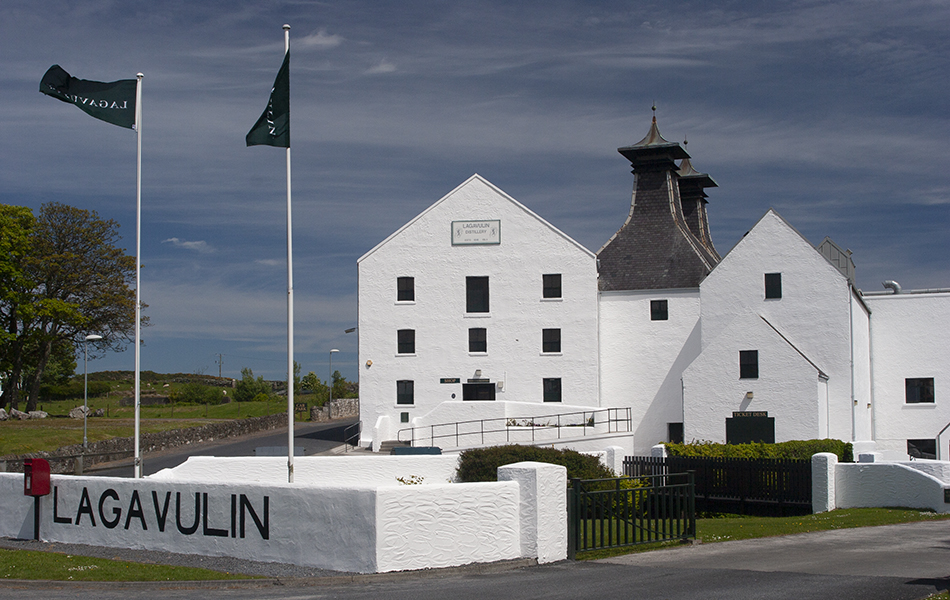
[652,102,657,123]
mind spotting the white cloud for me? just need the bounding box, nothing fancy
[366,59,397,75]
[298,28,344,49]
[162,237,213,253]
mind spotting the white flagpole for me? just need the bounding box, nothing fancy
[134,73,143,479]
[283,24,295,484]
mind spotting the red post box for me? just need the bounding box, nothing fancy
[23,458,51,541]
[24,458,51,497]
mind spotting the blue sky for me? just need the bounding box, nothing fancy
[3,0,948,383]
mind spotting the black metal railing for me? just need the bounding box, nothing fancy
[567,472,695,558]
[396,407,632,448]
[343,420,362,453]
[624,455,811,516]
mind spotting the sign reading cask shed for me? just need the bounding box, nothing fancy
[452,220,500,245]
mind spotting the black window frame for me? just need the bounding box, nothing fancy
[668,422,684,444]
[542,274,562,299]
[650,299,669,321]
[462,383,496,401]
[468,327,487,353]
[905,378,935,404]
[542,328,561,353]
[739,350,759,379]
[397,276,415,302]
[397,329,415,354]
[466,276,490,313]
[907,438,936,459]
[765,273,782,299]
[543,377,562,402]
[396,380,414,405]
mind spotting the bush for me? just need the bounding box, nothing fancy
[233,368,273,402]
[168,382,224,405]
[665,439,853,462]
[456,445,616,483]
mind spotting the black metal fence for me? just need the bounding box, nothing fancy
[623,455,812,516]
[567,472,695,558]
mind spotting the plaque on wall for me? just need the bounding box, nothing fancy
[732,411,768,418]
[452,220,500,245]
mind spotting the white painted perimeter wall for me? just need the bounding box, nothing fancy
[150,455,461,487]
[0,458,568,573]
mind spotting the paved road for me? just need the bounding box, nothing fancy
[1,520,949,599]
[88,418,359,477]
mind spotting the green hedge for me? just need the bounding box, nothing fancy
[456,445,615,482]
[664,439,853,462]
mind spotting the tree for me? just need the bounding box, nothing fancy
[0,205,36,409]
[233,367,272,402]
[0,203,138,412]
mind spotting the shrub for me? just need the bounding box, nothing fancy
[168,382,224,405]
[665,439,852,462]
[456,445,616,483]
[233,368,273,402]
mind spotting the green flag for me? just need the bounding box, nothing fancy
[39,65,137,129]
[246,51,289,148]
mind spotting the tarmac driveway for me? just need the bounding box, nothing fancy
[1,520,949,600]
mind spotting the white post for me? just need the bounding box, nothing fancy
[283,24,294,484]
[83,338,88,449]
[83,334,102,450]
[133,73,144,479]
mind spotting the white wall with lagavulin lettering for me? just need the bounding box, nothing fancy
[0,459,564,573]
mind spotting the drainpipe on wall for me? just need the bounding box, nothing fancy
[850,289,856,442]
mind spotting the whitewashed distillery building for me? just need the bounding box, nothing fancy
[356,117,950,461]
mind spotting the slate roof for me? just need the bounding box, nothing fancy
[598,118,719,291]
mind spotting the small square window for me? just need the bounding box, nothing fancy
[400,412,410,423]
[466,276,489,313]
[739,350,759,379]
[396,380,414,405]
[906,378,935,404]
[907,439,936,459]
[651,300,669,321]
[543,378,562,402]
[469,328,487,353]
[543,274,562,299]
[397,329,415,354]
[397,277,414,301]
[765,273,782,299]
[542,329,561,353]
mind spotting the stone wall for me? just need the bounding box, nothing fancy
[310,397,359,422]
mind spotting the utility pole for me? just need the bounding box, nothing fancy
[216,354,225,378]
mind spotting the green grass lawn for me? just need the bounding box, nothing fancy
[577,508,950,560]
[1,398,303,457]
[0,548,258,581]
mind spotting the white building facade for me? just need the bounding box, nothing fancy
[355,120,950,460]
[357,175,600,450]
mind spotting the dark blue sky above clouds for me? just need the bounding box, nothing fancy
[3,0,948,382]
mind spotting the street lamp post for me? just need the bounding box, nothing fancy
[328,349,340,406]
[83,334,103,450]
